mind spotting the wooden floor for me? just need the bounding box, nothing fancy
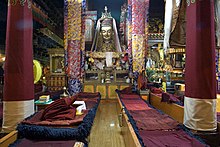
[89,100,125,147]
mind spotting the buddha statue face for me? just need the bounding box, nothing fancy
[101,26,113,42]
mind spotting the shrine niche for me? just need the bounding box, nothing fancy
[46,48,66,91]
[84,6,129,84]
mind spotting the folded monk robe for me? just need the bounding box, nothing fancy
[161,92,180,104]
[41,96,78,121]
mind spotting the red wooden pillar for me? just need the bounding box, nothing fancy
[3,0,34,132]
[184,0,217,131]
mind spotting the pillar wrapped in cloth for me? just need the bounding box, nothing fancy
[131,0,149,72]
[184,0,217,131]
[65,0,86,95]
[3,0,34,132]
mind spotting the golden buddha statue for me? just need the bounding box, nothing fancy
[91,6,122,52]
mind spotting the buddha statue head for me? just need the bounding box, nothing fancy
[91,6,122,52]
[100,19,113,42]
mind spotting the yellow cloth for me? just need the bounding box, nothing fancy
[33,60,42,84]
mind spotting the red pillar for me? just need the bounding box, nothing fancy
[184,0,217,131]
[3,0,34,132]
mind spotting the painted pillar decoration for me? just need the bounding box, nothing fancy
[215,0,220,47]
[145,0,150,58]
[65,0,86,95]
[64,0,68,71]
[184,0,217,131]
[131,0,149,72]
[215,0,220,92]
[81,0,86,80]
[119,3,127,49]
[3,0,34,132]
[126,0,132,54]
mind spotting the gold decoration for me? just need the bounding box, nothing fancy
[83,85,94,93]
[8,0,17,6]
[67,2,82,40]
[27,0,31,9]
[187,0,197,6]
[108,85,118,99]
[89,52,121,59]
[132,34,145,72]
[191,0,196,3]
[20,0,26,6]
[8,0,31,9]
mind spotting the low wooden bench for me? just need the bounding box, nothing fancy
[0,131,18,147]
[116,96,141,147]
[149,93,184,123]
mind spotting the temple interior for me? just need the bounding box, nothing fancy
[0,0,220,147]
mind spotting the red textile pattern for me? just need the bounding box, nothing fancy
[67,40,81,78]
[131,0,146,34]
[4,1,34,101]
[145,0,150,51]
[16,139,78,147]
[129,109,179,131]
[121,99,150,111]
[139,130,206,147]
[120,94,141,99]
